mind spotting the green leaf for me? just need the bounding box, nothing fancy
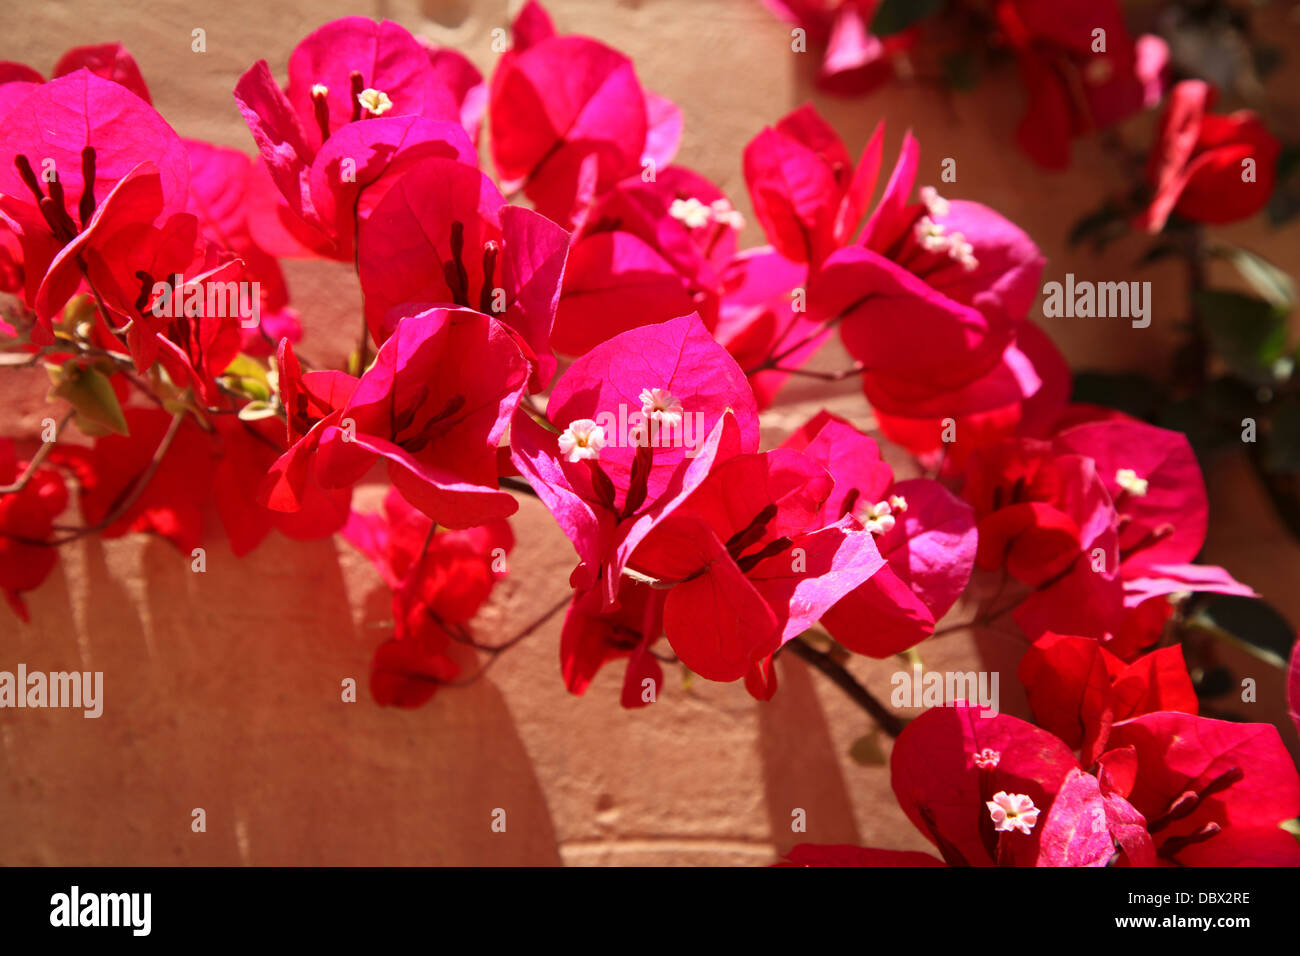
[1070,371,1162,420]
[49,361,128,436]
[1267,395,1300,473]
[237,400,280,422]
[1195,290,1289,381]
[1186,595,1296,670]
[870,0,944,36]
[1211,245,1295,314]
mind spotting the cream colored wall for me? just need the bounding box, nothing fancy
[2,0,1298,865]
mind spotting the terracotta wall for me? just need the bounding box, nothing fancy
[2,0,1298,865]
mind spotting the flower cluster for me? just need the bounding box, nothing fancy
[1,3,1295,866]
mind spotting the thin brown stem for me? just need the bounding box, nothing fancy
[0,411,71,494]
[784,636,905,737]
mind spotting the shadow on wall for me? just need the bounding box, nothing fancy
[0,531,561,865]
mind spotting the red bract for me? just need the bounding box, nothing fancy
[1288,640,1300,742]
[0,42,151,106]
[782,412,976,657]
[625,446,884,684]
[1108,713,1300,865]
[891,704,1084,866]
[994,0,1167,169]
[0,70,188,340]
[1137,79,1282,233]
[345,487,513,707]
[560,578,665,709]
[262,307,528,529]
[759,1,916,97]
[1051,417,1252,606]
[812,124,1044,427]
[356,155,569,388]
[0,439,68,621]
[183,138,300,356]
[713,246,824,409]
[509,313,759,599]
[209,416,350,557]
[232,17,472,262]
[489,2,672,227]
[1018,633,1198,765]
[554,167,741,353]
[743,105,881,270]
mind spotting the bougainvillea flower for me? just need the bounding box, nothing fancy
[1107,712,1300,865]
[963,436,1123,641]
[994,0,1168,169]
[1288,639,1300,742]
[1137,79,1282,233]
[183,138,300,355]
[509,313,760,596]
[713,245,826,409]
[551,231,696,356]
[870,320,1068,465]
[1018,632,1198,764]
[263,306,528,529]
[345,487,513,707]
[750,115,1046,420]
[625,446,884,682]
[0,42,151,105]
[489,2,661,226]
[744,106,883,269]
[356,155,569,389]
[1051,418,1253,604]
[890,704,1082,866]
[1035,766,1156,867]
[554,166,743,351]
[757,1,917,97]
[64,206,248,405]
[0,70,188,339]
[209,415,350,557]
[234,27,472,264]
[417,37,488,143]
[52,43,152,102]
[561,578,665,709]
[0,438,68,621]
[782,412,976,657]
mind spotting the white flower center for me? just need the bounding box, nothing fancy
[857,499,897,535]
[558,419,606,462]
[986,791,1039,835]
[358,88,393,116]
[919,185,950,218]
[638,387,684,428]
[669,197,712,229]
[972,747,1001,770]
[912,192,978,272]
[669,196,744,231]
[1115,468,1149,497]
